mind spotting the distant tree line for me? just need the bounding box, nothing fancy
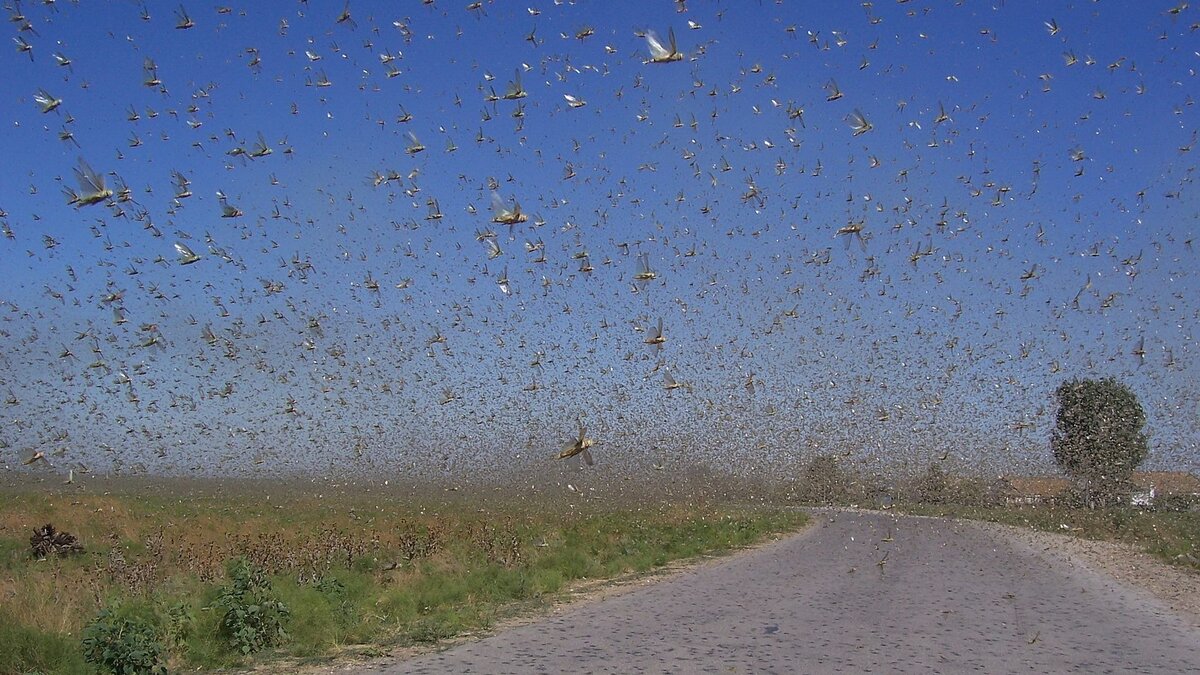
[787,456,993,508]
[788,377,1162,511]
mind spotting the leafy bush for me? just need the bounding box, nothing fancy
[1052,377,1149,507]
[80,604,168,675]
[214,557,290,655]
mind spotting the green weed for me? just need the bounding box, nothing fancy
[80,602,168,675]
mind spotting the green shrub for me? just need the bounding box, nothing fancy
[214,557,290,655]
[80,604,168,675]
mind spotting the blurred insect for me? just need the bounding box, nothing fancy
[406,131,425,154]
[933,101,951,125]
[249,133,273,158]
[836,221,868,251]
[846,109,873,135]
[172,171,192,199]
[426,198,443,220]
[34,89,62,113]
[335,1,357,29]
[825,79,843,101]
[503,69,527,100]
[217,191,243,218]
[13,35,33,60]
[491,192,527,224]
[174,242,201,265]
[663,371,690,392]
[558,420,595,465]
[174,4,194,29]
[633,253,658,282]
[71,158,113,207]
[143,57,161,87]
[644,318,667,350]
[644,28,683,63]
[496,266,511,295]
[744,372,760,396]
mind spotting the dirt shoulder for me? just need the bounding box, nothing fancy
[970,519,1200,629]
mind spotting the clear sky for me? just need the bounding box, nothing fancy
[1,0,1197,482]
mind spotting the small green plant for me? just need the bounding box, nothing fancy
[80,604,168,675]
[214,557,290,655]
[161,601,193,653]
[312,574,353,619]
[313,575,347,601]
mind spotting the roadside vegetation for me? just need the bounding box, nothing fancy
[0,482,806,674]
[786,453,1199,574]
[897,502,1200,571]
[783,376,1197,574]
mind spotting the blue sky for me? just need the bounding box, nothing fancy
[1,0,1197,481]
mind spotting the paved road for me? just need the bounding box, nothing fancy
[367,511,1199,674]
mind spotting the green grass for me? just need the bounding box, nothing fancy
[0,483,806,672]
[898,503,1200,571]
[0,614,92,675]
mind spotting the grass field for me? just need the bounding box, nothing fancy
[897,502,1200,571]
[0,479,807,674]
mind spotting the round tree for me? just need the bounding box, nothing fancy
[1051,377,1149,506]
